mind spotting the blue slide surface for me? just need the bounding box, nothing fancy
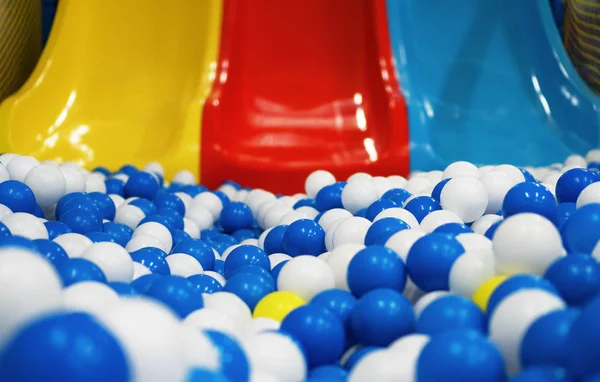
[386,0,600,171]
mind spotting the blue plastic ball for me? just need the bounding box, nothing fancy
[153,189,186,216]
[404,196,442,223]
[130,247,170,275]
[406,233,465,292]
[155,207,184,230]
[105,178,125,196]
[281,304,346,367]
[224,272,275,310]
[171,238,215,271]
[180,184,207,198]
[271,260,288,283]
[232,228,257,242]
[520,309,579,369]
[487,274,558,316]
[87,192,116,220]
[282,219,326,257]
[55,192,86,219]
[172,229,191,247]
[0,235,37,251]
[511,366,571,382]
[263,225,288,255]
[365,199,397,221]
[344,346,382,370]
[59,195,102,219]
[230,264,274,283]
[433,222,473,237]
[431,178,451,203]
[294,198,317,209]
[567,295,600,378]
[417,295,485,336]
[0,222,11,238]
[187,368,229,382]
[213,259,225,276]
[145,275,203,318]
[220,201,253,233]
[0,312,129,382]
[485,220,502,239]
[311,288,357,346]
[0,180,36,213]
[93,166,111,176]
[347,246,406,297]
[224,245,270,279]
[204,330,250,382]
[109,281,140,297]
[85,231,117,243]
[119,164,138,176]
[556,202,576,229]
[102,221,133,247]
[124,171,159,200]
[33,204,44,218]
[417,329,506,382]
[502,182,558,224]
[354,208,367,218]
[60,208,103,234]
[187,274,224,294]
[129,198,157,217]
[520,168,537,183]
[563,204,600,254]
[308,365,348,381]
[44,221,72,240]
[556,168,599,204]
[33,239,69,266]
[382,188,412,206]
[364,217,410,246]
[544,254,600,306]
[350,288,415,347]
[213,190,231,207]
[167,182,184,193]
[131,274,162,294]
[315,182,346,212]
[139,214,175,233]
[57,258,107,286]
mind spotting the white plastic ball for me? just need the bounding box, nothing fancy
[332,216,371,248]
[388,175,407,188]
[418,210,463,233]
[245,331,307,382]
[586,149,600,163]
[442,161,480,180]
[479,170,518,214]
[278,196,298,208]
[493,213,564,275]
[424,170,443,185]
[183,218,201,239]
[495,164,526,183]
[6,155,40,182]
[404,176,432,194]
[203,292,252,329]
[373,208,419,229]
[489,289,565,376]
[143,161,165,176]
[564,154,587,168]
[268,253,291,269]
[95,298,187,382]
[53,233,93,258]
[133,262,152,280]
[318,208,353,231]
[126,234,167,253]
[114,204,145,229]
[347,172,372,182]
[455,233,493,252]
[349,349,405,382]
[219,184,238,200]
[173,170,196,185]
[440,176,488,223]
[0,153,18,166]
[0,248,62,347]
[166,253,203,277]
[192,192,223,220]
[108,194,125,209]
[0,204,12,220]
[318,252,329,261]
[183,308,241,340]
[263,204,293,229]
[471,214,503,235]
[186,205,214,231]
[257,227,272,249]
[256,199,279,228]
[414,291,452,318]
[326,243,365,291]
[246,317,280,336]
[0,164,9,183]
[449,251,495,298]
[180,324,220,372]
[341,179,378,214]
[221,244,240,261]
[384,229,425,262]
[233,189,249,202]
[372,176,394,198]
[2,212,48,239]
[305,170,336,199]
[278,210,309,226]
[386,334,431,382]
[81,242,134,282]
[59,163,86,194]
[245,190,275,215]
[295,206,319,219]
[174,192,192,209]
[85,173,107,193]
[576,182,600,208]
[134,222,173,253]
[112,173,129,183]
[61,281,120,315]
[277,255,335,301]
[204,271,226,287]
[240,238,258,247]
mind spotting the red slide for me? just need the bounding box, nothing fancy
[201,0,409,194]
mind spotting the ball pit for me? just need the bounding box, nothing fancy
[3,153,600,381]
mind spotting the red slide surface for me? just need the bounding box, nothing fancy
[201,0,409,194]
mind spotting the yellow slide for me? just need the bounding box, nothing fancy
[0,0,222,179]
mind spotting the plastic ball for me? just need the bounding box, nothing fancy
[403,196,441,223]
[348,349,404,382]
[61,281,120,315]
[448,250,495,299]
[282,219,326,257]
[341,179,378,214]
[364,217,410,246]
[406,233,465,292]
[493,213,564,275]
[277,255,335,301]
[417,294,485,336]
[220,201,253,233]
[85,231,117,243]
[245,331,307,381]
[281,304,345,367]
[123,171,159,200]
[566,294,600,379]
[102,221,133,247]
[419,209,463,233]
[471,275,509,312]
[114,204,146,229]
[105,178,125,195]
[309,365,348,381]
[442,161,480,179]
[306,170,337,199]
[382,187,412,205]
[417,329,506,382]
[487,274,558,316]
[489,289,565,375]
[203,292,252,330]
[130,247,170,275]
[350,288,415,347]
[81,242,133,282]
[52,232,92,258]
[33,238,69,266]
[224,272,275,310]
[562,204,600,255]
[479,170,518,214]
[171,238,215,271]
[556,202,576,229]
[60,207,103,235]
[0,312,129,382]
[544,254,600,306]
[311,288,357,332]
[253,291,306,322]
[440,176,488,223]
[23,163,67,208]
[511,366,571,382]
[332,216,371,248]
[153,190,185,217]
[556,168,599,203]
[204,330,250,382]
[364,199,397,222]
[471,214,503,235]
[2,212,47,240]
[384,228,425,262]
[224,245,270,279]
[434,222,473,237]
[109,281,140,296]
[146,275,204,318]
[0,180,36,213]
[576,181,600,208]
[188,274,224,294]
[166,253,204,277]
[347,245,406,297]
[317,208,353,231]
[132,262,152,280]
[326,243,365,291]
[6,155,39,182]
[260,225,285,255]
[431,178,451,203]
[502,182,558,224]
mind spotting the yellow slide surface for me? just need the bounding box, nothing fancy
[0,0,222,179]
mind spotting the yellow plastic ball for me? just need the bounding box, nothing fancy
[472,275,509,312]
[253,291,306,322]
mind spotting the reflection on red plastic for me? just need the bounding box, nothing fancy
[201,0,410,194]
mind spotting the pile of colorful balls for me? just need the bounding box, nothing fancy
[1,151,600,382]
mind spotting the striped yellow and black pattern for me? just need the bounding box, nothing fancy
[0,0,42,101]
[564,0,600,94]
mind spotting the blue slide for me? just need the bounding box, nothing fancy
[386,0,600,171]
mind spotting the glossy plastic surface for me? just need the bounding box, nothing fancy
[0,0,222,179]
[387,0,600,171]
[201,0,409,193]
